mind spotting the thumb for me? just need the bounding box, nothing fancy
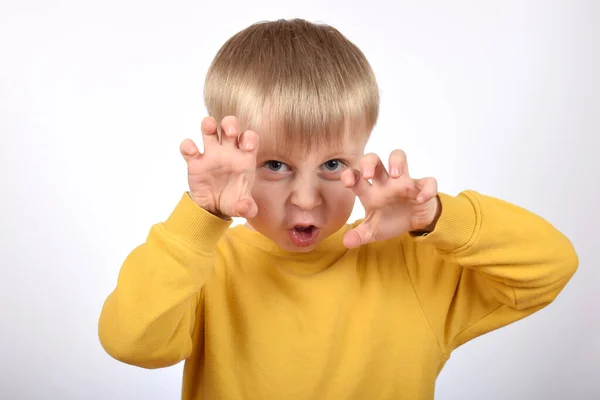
[235,194,258,219]
[343,222,374,249]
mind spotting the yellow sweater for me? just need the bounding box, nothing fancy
[98,190,578,400]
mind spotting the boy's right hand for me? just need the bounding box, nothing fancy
[180,116,259,219]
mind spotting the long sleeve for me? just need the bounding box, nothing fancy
[402,190,578,356]
[98,193,231,369]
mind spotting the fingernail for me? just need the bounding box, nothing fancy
[391,168,399,176]
[227,127,236,136]
[365,168,373,178]
[245,142,253,151]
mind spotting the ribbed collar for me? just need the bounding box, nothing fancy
[225,223,356,273]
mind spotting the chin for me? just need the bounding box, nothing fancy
[290,244,318,253]
[278,241,319,253]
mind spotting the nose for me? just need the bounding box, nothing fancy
[289,176,323,210]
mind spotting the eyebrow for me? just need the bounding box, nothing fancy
[325,152,360,160]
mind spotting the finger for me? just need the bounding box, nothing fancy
[341,168,371,197]
[235,196,258,219]
[220,115,239,147]
[180,138,200,162]
[360,153,388,184]
[414,177,438,203]
[389,178,419,200]
[201,116,219,149]
[388,149,408,178]
[343,223,373,249]
[238,129,259,153]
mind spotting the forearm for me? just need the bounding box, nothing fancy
[403,190,578,353]
[98,193,231,368]
[415,191,578,307]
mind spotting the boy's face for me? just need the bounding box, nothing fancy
[245,122,368,252]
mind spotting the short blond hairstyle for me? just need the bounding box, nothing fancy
[203,19,379,154]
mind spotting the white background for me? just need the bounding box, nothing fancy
[1,1,598,399]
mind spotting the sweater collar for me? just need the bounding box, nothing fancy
[225,223,356,272]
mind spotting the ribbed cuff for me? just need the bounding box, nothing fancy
[163,192,232,252]
[412,192,479,252]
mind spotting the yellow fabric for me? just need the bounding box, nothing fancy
[98,190,578,400]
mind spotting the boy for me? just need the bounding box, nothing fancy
[98,19,578,399]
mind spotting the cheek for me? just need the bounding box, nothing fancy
[251,181,280,215]
[325,184,356,215]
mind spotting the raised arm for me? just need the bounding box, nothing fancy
[402,191,578,354]
[99,115,261,368]
[98,193,231,368]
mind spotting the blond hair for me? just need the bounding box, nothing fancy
[203,19,379,154]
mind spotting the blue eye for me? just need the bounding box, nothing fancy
[321,159,344,171]
[265,160,289,172]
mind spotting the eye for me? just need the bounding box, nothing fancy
[264,160,290,172]
[321,159,345,171]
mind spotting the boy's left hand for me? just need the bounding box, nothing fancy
[341,150,440,249]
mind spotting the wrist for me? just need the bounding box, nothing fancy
[411,196,441,235]
[188,192,230,220]
[424,195,442,231]
[163,192,233,251]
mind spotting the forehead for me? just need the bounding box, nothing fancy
[255,116,369,160]
[259,138,364,163]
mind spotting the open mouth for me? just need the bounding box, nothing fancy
[288,225,320,247]
[294,225,315,233]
